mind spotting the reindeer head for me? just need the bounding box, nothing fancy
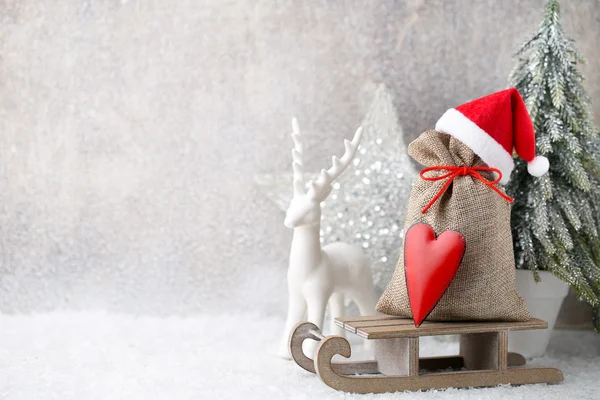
[284,118,363,229]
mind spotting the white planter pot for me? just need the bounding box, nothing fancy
[509,270,569,358]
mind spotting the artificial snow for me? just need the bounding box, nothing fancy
[0,312,598,399]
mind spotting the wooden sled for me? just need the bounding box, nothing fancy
[289,316,563,394]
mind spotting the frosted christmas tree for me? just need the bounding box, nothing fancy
[507,0,600,330]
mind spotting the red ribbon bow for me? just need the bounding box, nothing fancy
[419,165,514,214]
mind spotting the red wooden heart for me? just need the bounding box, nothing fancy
[404,223,466,327]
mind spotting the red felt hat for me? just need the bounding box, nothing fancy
[435,88,549,184]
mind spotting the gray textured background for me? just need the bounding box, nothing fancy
[1,0,599,316]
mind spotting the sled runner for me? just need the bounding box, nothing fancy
[289,316,563,394]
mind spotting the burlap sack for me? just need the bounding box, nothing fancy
[376,130,530,321]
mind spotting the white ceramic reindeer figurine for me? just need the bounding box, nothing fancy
[278,118,376,358]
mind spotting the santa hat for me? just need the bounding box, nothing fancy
[434,88,549,184]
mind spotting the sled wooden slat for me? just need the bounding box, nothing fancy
[347,319,415,329]
[341,317,547,339]
[334,315,401,331]
[335,315,401,323]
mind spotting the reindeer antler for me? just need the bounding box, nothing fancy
[307,126,363,201]
[291,118,305,196]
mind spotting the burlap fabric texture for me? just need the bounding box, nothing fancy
[376,130,530,321]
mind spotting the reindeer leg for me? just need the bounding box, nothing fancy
[352,290,376,317]
[278,291,307,359]
[328,293,345,336]
[305,294,329,358]
[350,290,377,356]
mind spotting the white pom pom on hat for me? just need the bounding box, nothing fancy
[527,155,550,177]
[435,88,549,184]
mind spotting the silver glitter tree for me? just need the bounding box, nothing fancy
[506,0,600,330]
[255,84,417,289]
